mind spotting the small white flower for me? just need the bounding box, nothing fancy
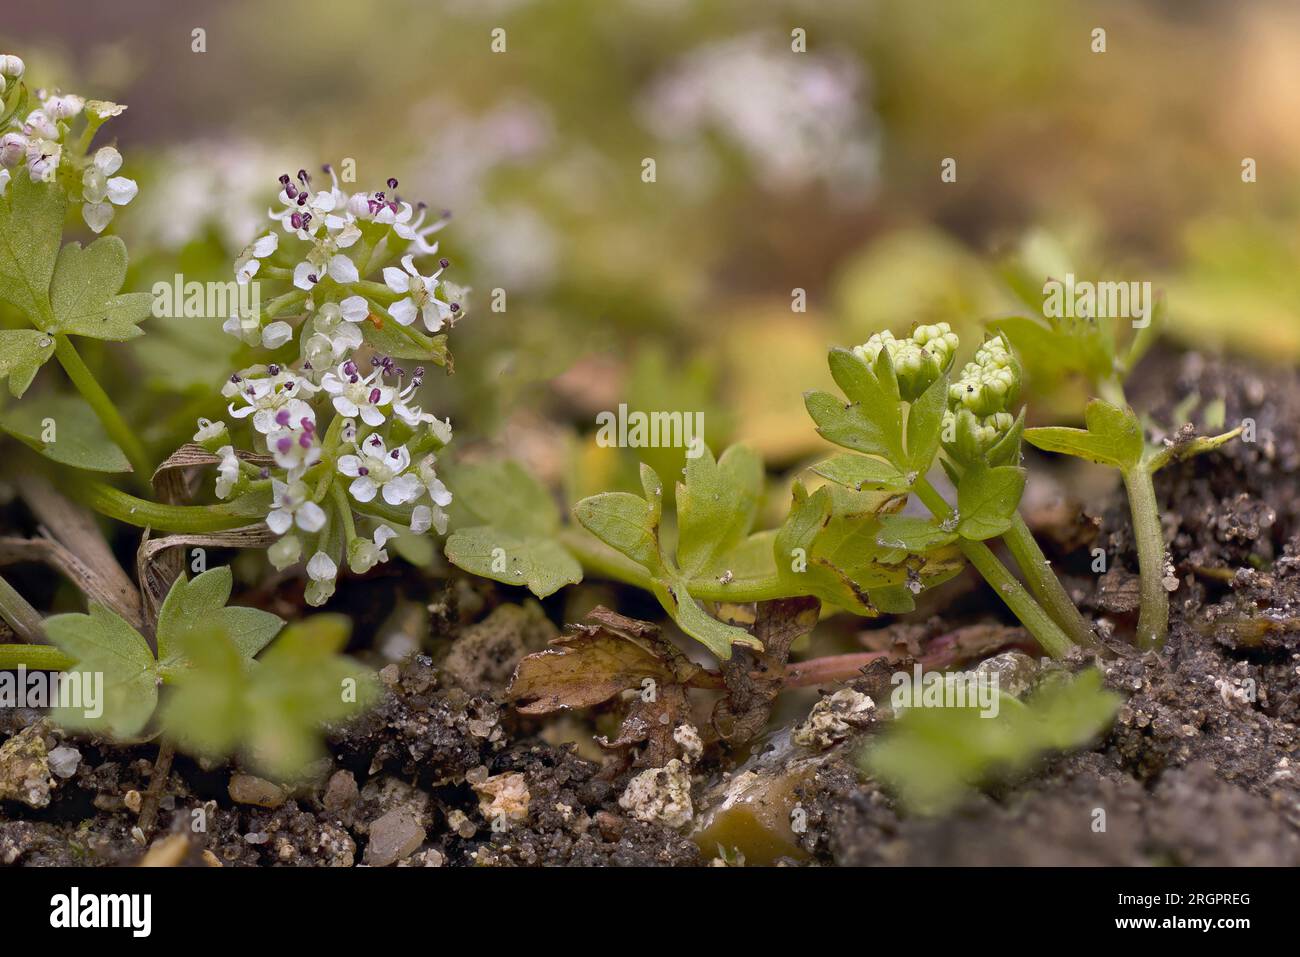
[234,232,277,285]
[0,55,25,79]
[192,417,229,450]
[80,147,137,234]
[321,358,394,427]
[24,137,60,184]
[292,249,359,290]
[215,445,241,499]
[337,433,420,505]
[408,454,453,535]
[303,302,363,367]
[23,109,58,140]
[85,100,127,120]
[383,254,451,332]
[225,368,318,434]
[348,524,398,574]
[0,132,27,168]
[42,93,84,121]
[269,173,349,237]
[305,551,338,606]
[267,416,321,475]
[267,479,327,535]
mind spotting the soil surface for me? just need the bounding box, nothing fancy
[2,350,1298,866]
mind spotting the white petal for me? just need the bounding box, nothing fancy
[297,501,327,532]
[327,254,358,284]
[409,505,431,534]
[82,202,112,234]
[349,476,377,503]
[332,395,360,418]
[388,298,417,326]
[382,474,422,505]
[382,267,410,294]
[293,261,315,290]
[252,233,278,257]
[261,321,293,349]
[336,454,362,478]
[340,295,369,322]
[420,302,445,333]
[94,146,122,175]
[106,177,137,205]
[307,552,337,582]
[401,254,419,277]
[360,405,386,427]
[266,509,293,535]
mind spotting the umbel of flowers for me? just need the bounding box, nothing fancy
[198,165,467,605]
[0,55,138,232]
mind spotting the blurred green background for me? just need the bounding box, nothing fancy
[4,0,1298,500]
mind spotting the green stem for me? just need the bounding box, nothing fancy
[0,643,75,671]
[53,336,153,486]
[913,477,1073,658]
[0,574,44,643]
[1122,466,1169,649]
[1002,513,1096,648]
[80,481,262,533]
[556,528,793,603]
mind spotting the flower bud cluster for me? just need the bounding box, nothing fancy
[853,321,959,401]
[0,54,137,233]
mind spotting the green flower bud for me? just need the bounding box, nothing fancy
[854,322,958,402]
[192,417,231,454]
[949,335,1021,416]
[268,534,302,571]
[943,408,1016,465]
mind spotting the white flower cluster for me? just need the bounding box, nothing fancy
[640,34,879,199]
[0,54,138,233]
[198,165,465,605]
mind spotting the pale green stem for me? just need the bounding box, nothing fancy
[1002,513,1097,648]
[53,336,152,487]
[0,643,74,671]
[1122,466,1169,650]
[913,477,1073,658]
[0,573,44,643]
[81,481,260,532]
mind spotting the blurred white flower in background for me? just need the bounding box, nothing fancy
[640,33,880,201]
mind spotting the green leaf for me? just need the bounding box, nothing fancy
[1024,399,1144,470]
[363,322,449,365]
[0,329,56,397]
[155,566,283,672]
[904,370,947,472]
[775,483,964,615]
[876,513,958,553]
[862,668,1121,814]
[444,525,582,598]
[572,491,661,571]
[956,462,1026,540]
[44,604,158,738]
[444,459,583,597]
[810,453,909,492]
[0,174,65,325]
[157,623,246,759]
[244,615,379,780]
[161,614,378,782]
[675,444,762,578]
[657,577,762,656]
[0,393,130,472]
[48,237,152,340]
